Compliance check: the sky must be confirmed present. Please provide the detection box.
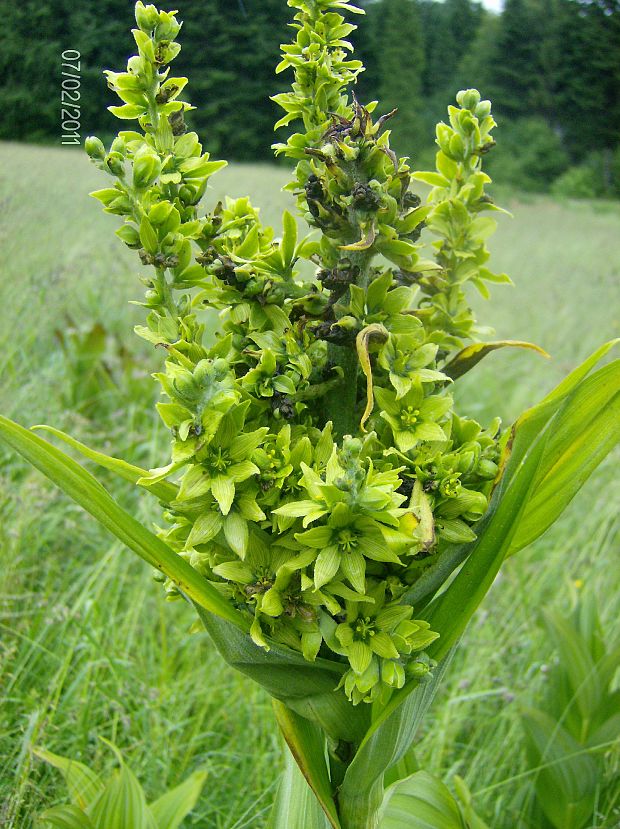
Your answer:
[481,0,504,11]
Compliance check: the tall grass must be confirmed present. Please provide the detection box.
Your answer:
[0,142,618,827]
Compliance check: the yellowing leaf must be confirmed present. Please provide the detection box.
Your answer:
[356,324,389,431]
[443,340,550,381]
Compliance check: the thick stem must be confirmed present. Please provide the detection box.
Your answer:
[323,249,373,438]
[324,342,360,438]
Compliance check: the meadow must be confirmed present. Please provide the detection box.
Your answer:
[0,140,619,827]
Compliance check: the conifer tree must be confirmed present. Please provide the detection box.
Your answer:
[374,0,426,157]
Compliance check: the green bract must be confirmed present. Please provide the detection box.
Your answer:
[1,3,618,828]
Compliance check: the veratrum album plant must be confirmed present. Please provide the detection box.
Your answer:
[1,2,618,827]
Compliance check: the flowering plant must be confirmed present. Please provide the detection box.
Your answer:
[1,2,618,827]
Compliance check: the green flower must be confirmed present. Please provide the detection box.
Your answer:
[378,334,447,398]
[273,437,407,530]
[176,403,267,515]
[322,584,439,704]
[375,383,453,453]
[295,502,402,594]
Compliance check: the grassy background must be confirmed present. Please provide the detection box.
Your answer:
[0,141,619,827]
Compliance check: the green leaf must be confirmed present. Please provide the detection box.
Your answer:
[508,359,620,554]
[520,707,599,829]
[338,653,454,829]
[0,416,248,631]
[418,342,620,660]
[193,606,368,745]
[443,340,549,380]
[149,770,207,829]
[38,805,94,829]
[272,701,341,829]
[541,610,602,723]
[89,746,156,829]
[33,748,104,812]
[33,426,178,502]
[266,740,333,829]
[380,770,466,829]
[280,210,298,268]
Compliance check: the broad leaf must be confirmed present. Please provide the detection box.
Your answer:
[89,751,157,829]
[380,770,466,829]
[0,416,247,631]
[542,610,602,724]
[338,653,454,829]
[38,805,95,829]
[413,343,620,660]
[508,359,620,554]
[149,770,207,829]
[401,342,619,611]
[194,607,368,744]
[33,748,104,813]
[443,340,549,380]
[272,701,341,829]
[521,708,599,829]
[266,741,332,829]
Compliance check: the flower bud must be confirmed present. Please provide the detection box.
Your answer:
[135,2,160,33]
[105,152,126,177]
[110,136,127,156]
[449,133,466,161]
[85,136,106,160]
[457,88,481,111]
[149,200,174,225]
[133,151,162,188]
[436,123,452,154]
[477,459,499,479]
[475,100,492,119]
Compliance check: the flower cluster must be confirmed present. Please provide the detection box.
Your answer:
[86,0,506,704]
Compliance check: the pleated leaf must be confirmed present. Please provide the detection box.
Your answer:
[38,805,94,829]
[89,760,157,829]
[272,701,341,829]
[422,343,620,662]
[508,359,620,554]
[149,770,207,829]
[33,748,104,813]
[0,416,247,631]
[520,708,599,829]
[266,741,333,829]
[380,771,465,829]
[194,606,368,744]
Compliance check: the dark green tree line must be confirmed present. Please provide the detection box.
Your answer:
[2,0,620,191]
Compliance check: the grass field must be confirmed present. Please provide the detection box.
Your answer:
[0,141,619,827]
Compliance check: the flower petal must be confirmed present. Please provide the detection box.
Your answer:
[211,476,235,515]
[340,550,366,594]
[314,546,341,590]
